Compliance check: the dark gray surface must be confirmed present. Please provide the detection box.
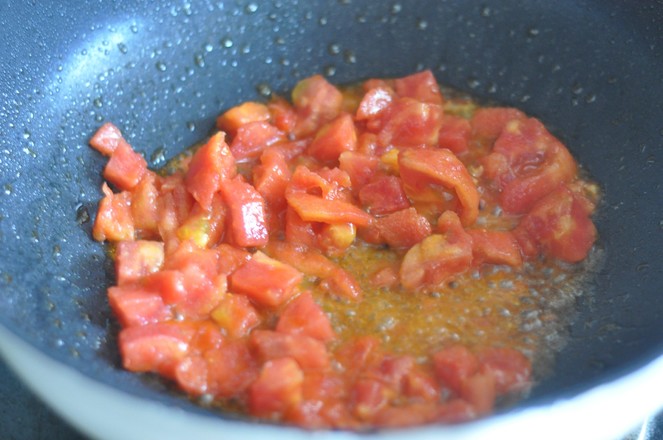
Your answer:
[0,359,86,440]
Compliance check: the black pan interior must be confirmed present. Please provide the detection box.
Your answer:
[1,0,662,422]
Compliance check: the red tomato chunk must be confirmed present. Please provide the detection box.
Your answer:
[90,69,599,431]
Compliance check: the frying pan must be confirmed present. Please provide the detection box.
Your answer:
[1,0,662,439]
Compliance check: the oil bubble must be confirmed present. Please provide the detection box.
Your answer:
[220,37,233,48]
[155,61,167,72]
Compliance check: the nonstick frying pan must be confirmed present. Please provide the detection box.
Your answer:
[1,1,663,439]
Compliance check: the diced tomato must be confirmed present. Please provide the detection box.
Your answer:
[89,122,127,156]
[108,285,171,327]
[287,192,373,228]
[175,355,210,395]
[211,293,261,338]
[470,107,526,143]
[513,184,596,262]
[355,86,395,121]
[435,399,476,424]
[369,264,400,289]
[399,147,479,226]
[229,121,285,161]
[482,117,577,214]
[439,115,471,155]
[284,207,318,248]
[176,264,225,318]
[119,322,196,378]
[93,183,134,242]
[253,147,292,221]
[285,372,350,429]
[338,151,379,194]
[376,207,431,248]
[351,378,392,421]
[268,96,299,133]
[377,98,444,147]
[131,172,160,238]
[358,175,410,216]
[400,211,473,292]
[336,336,381,375]
[229,251,302,307]
[292,74,344,137]
[393,70,443,105]
[460,370,496,415]
[432,345,479,395]
[185,132,236,210]
[250,330,330,370]
[477,347,532,395]
[216,101,271,137]
[205,338,259,398]
[402,368,440,402]
[176,193,227,248]
[115,240,164,285]
[219,175,269,247]
[144,270,187,305]
[306,113,357,163]
[216,243,251,274]
[322,266,363,301]
[103,141,148,191]
[467,229,523,267]
[158,175,195,242]
[276,291,336,342]
[249,357,304,418]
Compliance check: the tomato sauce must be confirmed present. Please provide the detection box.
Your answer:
[89,70,600,429]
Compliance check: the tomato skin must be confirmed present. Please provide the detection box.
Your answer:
[93,184,135,242]
[468,229,523,267]
[483,117,577,214]
[229,251,302,307]
[276,291,336,342]
[216,101,271,137]
[119,322,196,378]
[398,147,479,227]
[514,184,596,262]
[400,211,473,292]
[219,175,269,247]
[185,132,236,210]
[286,192,373,228]
[115,240,165,285]
[249,357,304,418]
[101,140,147,192]
[307,113,357,163]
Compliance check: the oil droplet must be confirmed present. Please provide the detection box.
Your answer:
[23,130,31,139]
[93,97,103,108]
[186,121,196,132]
[391,3,402,14]
[467,77,480,89]
[3,184,12,195]
[256,83,272,98]
[130,24,138,33]
[319,17,328,26]
[76,204,90,224]
[245,2,258,14]
[527,27,540,37]
[324,65,337,77]
[481,6,491,17]
[53,245,61,257]
[241,44,251,54]
[117,43,128,54]
[343,50,356,64]
[328,43,341,55]
[194,53,205,67]
[417,19,428,30]
[155,61,167,72]
[585,94,596,104]
[220,36,233,48]
[274,36,285,45]
[204,43,214,53]
[150,147,166,166]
